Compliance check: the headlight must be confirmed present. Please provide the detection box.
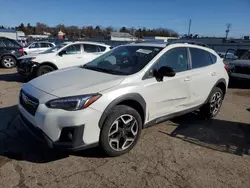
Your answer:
[46,94,101,111]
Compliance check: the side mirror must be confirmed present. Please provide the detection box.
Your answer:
[58,50,66,56]
[155,66,176,81]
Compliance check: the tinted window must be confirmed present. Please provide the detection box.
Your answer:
[98,46,106,52]
[242,51,250,60]
[0,40,5,47]
[84,44,99,53]
[3,39,20,48]
[48,43,54,47]
[157,47,188,72]
[30,43,40,48]
[64,44,81,54]
[210,53,217,63]
[190,48,213,69]
[40,43,49,48]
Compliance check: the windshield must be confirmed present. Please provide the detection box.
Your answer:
[41,43,67,54]
[82,45,163,75]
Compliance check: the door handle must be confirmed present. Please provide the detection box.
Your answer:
[211,72,216,76]
[76,57,82,59]
[184,76,192,82]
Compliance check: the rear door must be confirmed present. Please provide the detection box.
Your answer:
[83,44,105,61]
[187,48,219,107]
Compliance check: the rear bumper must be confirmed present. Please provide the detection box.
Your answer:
[19,113,98,151]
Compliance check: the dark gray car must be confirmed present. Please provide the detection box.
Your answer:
[0,37,24,68]
[227,50,250,80]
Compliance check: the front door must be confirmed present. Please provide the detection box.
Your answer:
[57,44,86,69]
[142,47,192,121]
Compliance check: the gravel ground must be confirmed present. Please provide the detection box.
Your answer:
[0,69,250,188]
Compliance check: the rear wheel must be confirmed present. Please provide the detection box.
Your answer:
[199,87,224,119]
[1,56,16,68]
[36,65,55,77]
[100,105,142,157]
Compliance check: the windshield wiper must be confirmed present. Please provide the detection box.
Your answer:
[82,65,127,75]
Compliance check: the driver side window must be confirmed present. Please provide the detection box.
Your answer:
[157,47,188,72]
[64,44,81,55]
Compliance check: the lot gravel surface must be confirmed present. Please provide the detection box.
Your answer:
[0,69,250,188]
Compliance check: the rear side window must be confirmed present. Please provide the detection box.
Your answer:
[84,44,99,53]
[40,43,49,48]
[98,45,106,52]
[210,53,217,63]
[190,48,213,69]
[3,39,20,48]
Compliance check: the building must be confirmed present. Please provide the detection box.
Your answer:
[143,36,178,42]
[0,29,26,40]
[108,32,137,41]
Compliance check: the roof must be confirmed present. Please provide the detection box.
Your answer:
[110,32,136,39]
[62,41,110,47]
[125,42,166,48]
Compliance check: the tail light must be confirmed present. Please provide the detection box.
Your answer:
[19,48,24,54]
[224,65,229,72]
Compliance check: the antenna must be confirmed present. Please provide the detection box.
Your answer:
[188,19,192,37]
[225,24,231,40]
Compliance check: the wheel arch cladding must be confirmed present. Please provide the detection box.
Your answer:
[206,78,227,103]
[40,62,58,70]
[1,54,17,60]
[98,93,146,129]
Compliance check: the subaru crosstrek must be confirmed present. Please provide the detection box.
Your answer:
[19,41,229,156]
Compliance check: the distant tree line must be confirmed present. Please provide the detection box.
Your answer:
[0,23,179,39]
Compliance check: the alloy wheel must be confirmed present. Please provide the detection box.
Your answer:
[3,58,15,68]
[108,114,138,151]
[210,91,222,115]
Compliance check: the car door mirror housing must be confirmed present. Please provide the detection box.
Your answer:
[58,50,66,56]
[155,66,176,81]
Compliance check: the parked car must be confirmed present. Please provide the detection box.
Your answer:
[226,49,250,80]
[23,41,55,55]
[0,37,24,68]
[19,41,229,156]
[17,41,112,79]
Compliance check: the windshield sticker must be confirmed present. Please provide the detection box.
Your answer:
[136,49,152,54]
[121,52,127,56]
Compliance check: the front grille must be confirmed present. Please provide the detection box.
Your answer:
[233,66,250,75]
[20,90,39,116]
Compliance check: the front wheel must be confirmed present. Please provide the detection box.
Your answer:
[100,105,142,157]
[1,56,16,68]
[36,65,55,77]
[199,87,224,119]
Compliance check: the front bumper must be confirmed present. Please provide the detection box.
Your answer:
[16,60,38,78]
[19,113,98,151]
[18,87,103,151]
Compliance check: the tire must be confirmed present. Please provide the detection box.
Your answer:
[100,105,142,157]
[1,56,16,68]
[199,87,224,119]
[36,65,55,77]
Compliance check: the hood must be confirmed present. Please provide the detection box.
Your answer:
[29,67,125,97]
[230,60,250,66]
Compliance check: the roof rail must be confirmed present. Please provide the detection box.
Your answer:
[167,40,209,48]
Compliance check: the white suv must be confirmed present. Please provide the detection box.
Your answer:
[18,41,229,156]
[17,41,111,79]
[23,41,55,55]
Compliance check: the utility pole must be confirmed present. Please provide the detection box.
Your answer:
[188,19,192,37]
[225,23,231,40]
